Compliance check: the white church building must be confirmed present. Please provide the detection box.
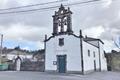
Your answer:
[44,5,107,74]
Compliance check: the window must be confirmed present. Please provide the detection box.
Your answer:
[93,51,95,57]
[59,38,64,46]
[88,50,90,57]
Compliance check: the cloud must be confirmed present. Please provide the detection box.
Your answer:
[101,0,112,8]
[103,40,114,52]
[0,0,7,8]
[83,25,104,38]
[0,24,49,42]
[0,0,119,52]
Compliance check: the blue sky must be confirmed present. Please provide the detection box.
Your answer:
[3,39,44,50]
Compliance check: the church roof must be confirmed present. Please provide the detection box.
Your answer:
[83,37,104,44]
[83,36,104,48]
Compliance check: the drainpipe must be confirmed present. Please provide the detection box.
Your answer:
[98,42,101,71]
[79,30,84,75]
[44,35,47,72]
[0,34,3,64]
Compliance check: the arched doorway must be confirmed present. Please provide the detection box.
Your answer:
[15,56,21,71]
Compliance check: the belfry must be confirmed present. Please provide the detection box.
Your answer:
[52,4,73,35]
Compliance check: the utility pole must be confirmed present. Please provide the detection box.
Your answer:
[0,34,3,64]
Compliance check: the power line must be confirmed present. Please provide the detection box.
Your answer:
[0,0,102,15]
[0,6,59,14]
[0,0,66,11]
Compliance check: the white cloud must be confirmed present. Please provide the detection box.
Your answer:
[0,0,7,8]
[22,46,30,50]
[36,41,44,49]
[0,23,48,42]
[103,40,114,52]
[0,0,119,51]
[101,0,112,8]
[83,25,104,38]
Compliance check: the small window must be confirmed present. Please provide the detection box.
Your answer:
[59,38,64,46]
[93,51,95,57]
[88,50,90,57]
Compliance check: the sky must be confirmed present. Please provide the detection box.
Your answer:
[0,0,120,52]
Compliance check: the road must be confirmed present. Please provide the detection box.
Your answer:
[0,71,120,80]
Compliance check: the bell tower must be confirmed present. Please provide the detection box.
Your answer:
[52,4,73,36]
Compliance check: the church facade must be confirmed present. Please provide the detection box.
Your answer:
[44,5,107,74]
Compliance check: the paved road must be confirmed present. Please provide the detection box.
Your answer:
[0,71,120,80]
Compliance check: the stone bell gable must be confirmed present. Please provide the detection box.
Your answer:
[52,4,73,36]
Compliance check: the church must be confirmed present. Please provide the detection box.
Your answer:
[44,5,107,74]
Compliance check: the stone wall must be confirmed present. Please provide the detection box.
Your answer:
[8,61,45,71]
[20,61,44,71]
[106,51,120,71]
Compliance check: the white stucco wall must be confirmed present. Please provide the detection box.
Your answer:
[82,41,100,72]
[45,34,107,73]
[99,42,107,71]
[45,34,81,72]
[6,54,32,60]
[5,50,33,61]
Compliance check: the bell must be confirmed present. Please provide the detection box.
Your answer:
[65,22,67,25]
[59,23,61,26]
